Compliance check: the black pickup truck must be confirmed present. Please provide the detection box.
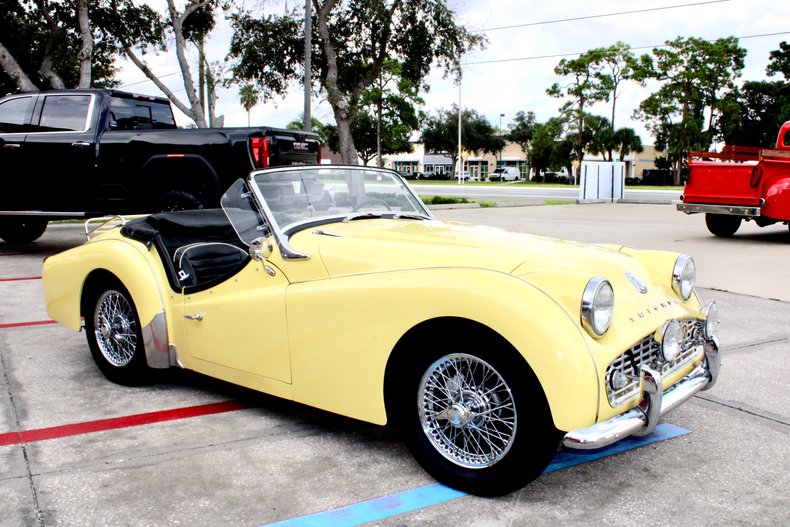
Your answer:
[0,89,321,243]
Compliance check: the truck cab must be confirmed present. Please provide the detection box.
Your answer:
[677,121,790,237]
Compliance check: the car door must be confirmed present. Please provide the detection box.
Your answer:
[0,94,35,210]
[179,259,292,383]
[23,93,97,211]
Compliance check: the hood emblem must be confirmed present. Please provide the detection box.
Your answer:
[626,272,648,294]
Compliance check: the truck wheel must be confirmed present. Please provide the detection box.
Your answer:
[705,214,741,237]
[0,217,48,244]
[156,190,205,212]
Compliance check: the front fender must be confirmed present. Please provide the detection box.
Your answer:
[43,236,168,332]
[286,267,598,431]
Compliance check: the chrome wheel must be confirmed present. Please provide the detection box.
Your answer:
[418,353,517,468]
[93,290,138,367]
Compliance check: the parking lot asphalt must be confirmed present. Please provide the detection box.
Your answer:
[1,204,788,527]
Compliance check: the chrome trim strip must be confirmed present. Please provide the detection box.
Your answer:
[141,311,170,369]
[563,337,719,450]
[676,203,761,216]
[0,211,88,217]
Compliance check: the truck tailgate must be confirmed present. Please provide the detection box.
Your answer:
[683,161,762,206]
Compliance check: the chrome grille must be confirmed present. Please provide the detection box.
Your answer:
[605,319,704,407]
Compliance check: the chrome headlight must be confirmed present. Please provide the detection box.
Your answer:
[672,255,696,301]
[655,319,682,362]
[581,277,615,337]
[701,301,720,340]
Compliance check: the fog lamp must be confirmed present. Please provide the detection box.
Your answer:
[702,301,720,340]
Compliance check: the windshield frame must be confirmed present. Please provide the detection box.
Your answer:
[244,165,434,260]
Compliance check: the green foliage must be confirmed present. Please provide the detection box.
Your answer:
[287,116,334,146]
[529,117,568,174]
[422,195,471,205]
[508,111,536,159]
[421,106,499,173]
[227,0,484,162]
[767,41,790,80]
[633,36,746,182]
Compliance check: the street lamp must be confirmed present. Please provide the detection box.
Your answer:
[498,113,505,169]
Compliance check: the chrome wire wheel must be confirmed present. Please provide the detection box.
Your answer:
[93,290,138,367]
[418,353,517,468]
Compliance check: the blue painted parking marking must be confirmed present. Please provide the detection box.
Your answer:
[263,423,690,527]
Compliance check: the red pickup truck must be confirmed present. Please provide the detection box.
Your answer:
[677,121,790,237]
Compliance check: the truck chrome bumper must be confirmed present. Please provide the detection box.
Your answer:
[562,338,720,450]
[676,203,762,216]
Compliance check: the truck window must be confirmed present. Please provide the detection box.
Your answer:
[0,96,34,133]
[109,98,176,130]
[36,95,92,132]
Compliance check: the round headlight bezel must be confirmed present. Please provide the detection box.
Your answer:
[655,319,682,362]
[672,255,696,301]
[581,277,615,338]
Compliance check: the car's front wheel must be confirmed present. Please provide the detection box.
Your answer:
[84,282,149,385]
[396,344,560,496]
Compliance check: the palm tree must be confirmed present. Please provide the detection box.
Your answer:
[239,84,260,127]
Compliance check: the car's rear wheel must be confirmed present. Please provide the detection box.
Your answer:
[395,342,560,496]
[705,213,741,237]
[0,217,48,244]
[84,281,148,385]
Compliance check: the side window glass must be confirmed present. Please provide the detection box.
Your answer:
[0,96,33,133]
[109,99,153,130]
[38,95,91,132]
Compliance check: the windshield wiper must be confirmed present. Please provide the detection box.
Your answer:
[343,212,383,222]
[393,213,429,221]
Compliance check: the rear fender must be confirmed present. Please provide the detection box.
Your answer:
[43,238,168,333]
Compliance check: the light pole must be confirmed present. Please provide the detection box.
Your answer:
[498,113,505,170]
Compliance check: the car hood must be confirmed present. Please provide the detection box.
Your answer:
[302,219,625,278]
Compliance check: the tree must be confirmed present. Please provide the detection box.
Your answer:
[584,115,615,161]
[547,50,610,170]
[0,0,137,93]
[634,36,746,183]
[528,117,565,175]
[239,83,260,127]
[508,111,536,168]
[767,41,790,79]
[421,106,499,175]
[612,127,643,159]
[718,43,790,147]
[228,0,484,164]
[591,42,647,159]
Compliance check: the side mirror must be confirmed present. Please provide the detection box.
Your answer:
[249,237,272,261]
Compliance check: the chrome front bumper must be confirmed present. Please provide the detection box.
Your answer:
[563,337,720,450]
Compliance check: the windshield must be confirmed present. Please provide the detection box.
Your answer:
[250,166,431,232]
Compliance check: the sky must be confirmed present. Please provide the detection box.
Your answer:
[116,0,790,145]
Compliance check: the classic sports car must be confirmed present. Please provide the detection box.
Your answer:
[43,166,720,496]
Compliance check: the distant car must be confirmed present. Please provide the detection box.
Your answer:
[489,167,520,181]
[43,165,720,497]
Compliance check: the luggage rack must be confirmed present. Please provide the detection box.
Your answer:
[84,215,145,240]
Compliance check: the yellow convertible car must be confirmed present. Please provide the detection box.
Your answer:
[43,166,720,496]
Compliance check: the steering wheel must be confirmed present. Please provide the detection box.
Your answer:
[352,198,392,212]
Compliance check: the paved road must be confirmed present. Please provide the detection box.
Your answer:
[413,183,681,203]
[1,204,787,527]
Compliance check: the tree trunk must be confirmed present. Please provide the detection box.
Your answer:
[167,0,208,128]
[0,41,37,91]
[76,0,92,88]
[315,0,358,163]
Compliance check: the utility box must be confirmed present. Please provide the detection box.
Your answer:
[579,161,625,202]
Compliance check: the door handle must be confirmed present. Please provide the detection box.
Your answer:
[71,141,91,147]
[184,313,204,321]
[3,143,21,149]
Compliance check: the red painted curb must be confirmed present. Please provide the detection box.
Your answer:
[0,400,249,446]
[0,320,58,330]
[0,276,42,282]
